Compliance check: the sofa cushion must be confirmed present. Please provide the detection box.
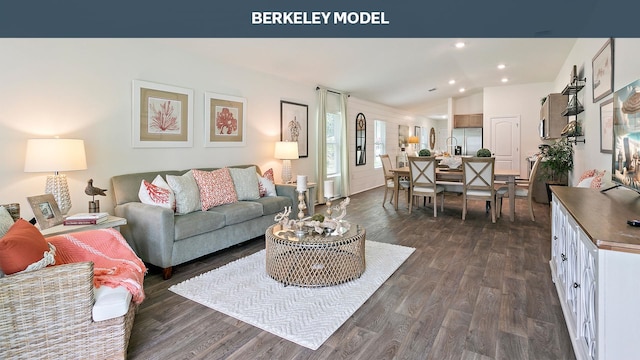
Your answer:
[138,175,175,210]
[229,166,260,201]
[92,285,132,322]
[167,170,202,215]
[251,196,292,216]
[174,211,226,241]
[192,168,238,210]
[0,219,53,275]
[207,201,263,226]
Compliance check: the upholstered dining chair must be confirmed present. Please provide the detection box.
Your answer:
[496,154,541,221]
[408,156,445,216]
[380,154,409,207]
[462,157,496,223]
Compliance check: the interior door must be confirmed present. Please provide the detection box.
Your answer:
[490,116,521,174]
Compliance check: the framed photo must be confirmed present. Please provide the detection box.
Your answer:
[280,101,308,158]
[600,98,614,153]
[27,194,63,230]
[204,92,247,147]
[398,125,409,147]
[132,80,193,148]
[592,38,614,103]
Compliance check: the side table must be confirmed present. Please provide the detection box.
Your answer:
[40,215,127,237]
[277,182,317,216]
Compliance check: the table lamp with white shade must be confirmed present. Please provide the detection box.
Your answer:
[274,141,298,183]
[24,138,87,215]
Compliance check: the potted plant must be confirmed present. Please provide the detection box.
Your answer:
[476,148,492,157]
[418,149,431,157]
[541,137,574,201]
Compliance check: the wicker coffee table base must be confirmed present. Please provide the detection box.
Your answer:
[265,225,366,287]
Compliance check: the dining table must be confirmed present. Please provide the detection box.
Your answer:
[389,166,521,221]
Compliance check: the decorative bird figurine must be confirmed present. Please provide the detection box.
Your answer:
[85,179,107,201]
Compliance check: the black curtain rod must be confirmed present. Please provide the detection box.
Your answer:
[315,86,350,97]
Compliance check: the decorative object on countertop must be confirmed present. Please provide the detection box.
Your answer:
[85,179,107,213]
[24,138,88,215]
[274,197,351,237]
[476,148,492,157]
[418,149,431,157]
[274,141,299,183]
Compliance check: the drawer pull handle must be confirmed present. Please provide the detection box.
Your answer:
[573,282,580,288]
[553,236,558,240]
[561,254,567,261]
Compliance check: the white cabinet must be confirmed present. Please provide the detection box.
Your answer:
[550,192,640,360]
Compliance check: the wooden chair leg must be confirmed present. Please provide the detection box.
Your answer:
[462,195,467,220]
[491,198,496,223]
[382,186,388,206]
[433,195,437,217]
[408,190,413,214]
[528,198,535,221]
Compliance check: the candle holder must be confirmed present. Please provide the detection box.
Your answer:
[325,197,333,219]
[296,190,307,237]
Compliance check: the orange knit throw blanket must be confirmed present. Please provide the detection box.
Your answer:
[48,228,146,304]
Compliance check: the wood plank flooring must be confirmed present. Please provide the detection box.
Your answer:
[127,187,575,360]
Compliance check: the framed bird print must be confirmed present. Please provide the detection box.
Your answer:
[204,91,247,147]
[132,80,194,148]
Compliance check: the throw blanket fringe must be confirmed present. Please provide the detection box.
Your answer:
[48,228,146,304]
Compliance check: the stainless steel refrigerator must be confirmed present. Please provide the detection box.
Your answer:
[451,128,483,156]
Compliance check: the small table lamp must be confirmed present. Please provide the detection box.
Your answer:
[274,141,299,183]
[24,138,87,215]
[408,136,420,156]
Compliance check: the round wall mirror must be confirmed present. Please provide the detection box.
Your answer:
[356,113,366,166]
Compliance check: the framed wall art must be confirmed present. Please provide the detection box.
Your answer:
[132,80,193,148]
[600,98,614,153]
[204,92,247,147]
[398,125,409,147]
[27,194,63,230]
[592,38,614,103]
[280,101,308,158]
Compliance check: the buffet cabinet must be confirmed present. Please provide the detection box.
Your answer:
[550,187,640,360]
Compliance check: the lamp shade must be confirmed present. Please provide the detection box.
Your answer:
[408,136,420,144]
[274,141,299,160]
[24,139,87,173]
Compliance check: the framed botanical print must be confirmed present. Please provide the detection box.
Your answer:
[592,38,614,103]
[280,101,308,158]
[204,92,247,147]
[132,80,193,148]
[27,194,63,230]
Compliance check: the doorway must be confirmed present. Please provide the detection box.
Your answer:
[490,116,521,174]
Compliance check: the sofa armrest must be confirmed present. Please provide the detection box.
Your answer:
[275,184,315,216]
[114,202,176,268]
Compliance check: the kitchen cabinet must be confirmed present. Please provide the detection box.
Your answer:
[453,113,482,128]
[540,93,568,139]
[550,186,640,360]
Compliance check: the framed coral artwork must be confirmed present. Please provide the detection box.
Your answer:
[132,80,194,148]
[204,92,247,147]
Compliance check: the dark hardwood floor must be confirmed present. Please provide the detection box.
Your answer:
[127,187,575,360]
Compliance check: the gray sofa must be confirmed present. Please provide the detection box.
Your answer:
[111,165,301,279]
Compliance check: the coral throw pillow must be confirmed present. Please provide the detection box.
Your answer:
[192,168,238,210]
[138,175,176,211]
[578,169,597,184]
[263,168,275,182]
[258,168,276,197]
[0,219,51,275]
[591,170,606,189]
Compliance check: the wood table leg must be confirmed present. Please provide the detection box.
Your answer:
[508,176,515,221]
[394,172,400,210]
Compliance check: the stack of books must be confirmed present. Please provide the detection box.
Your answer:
[63,212,110,225]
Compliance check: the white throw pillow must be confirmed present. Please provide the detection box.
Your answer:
[166,170,202,215]
[138,175,176,210]
[576,177,594,188]
[257,175,277,197]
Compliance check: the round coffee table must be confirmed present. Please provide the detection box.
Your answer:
[265,223,366,287]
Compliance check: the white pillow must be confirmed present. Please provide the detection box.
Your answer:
[138,175,176,210]
[576,177,594,188]
[166,170,202,215]
[258,176,277,197]
[0,206,14,237]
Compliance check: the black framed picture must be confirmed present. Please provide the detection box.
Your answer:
[280,101,308,158]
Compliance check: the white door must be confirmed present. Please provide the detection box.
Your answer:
[490,116,520,174]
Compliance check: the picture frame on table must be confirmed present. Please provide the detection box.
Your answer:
[132,80,193,148]
[204,92,247,147]
[592,38,614,103]
[280,101,308,158]
[600,98,614,153]
[27,194,63,230]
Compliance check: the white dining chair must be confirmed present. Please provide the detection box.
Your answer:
[380,154,409,207]
[462,157,496,223]
[408,156,445,216]
[496,154,541,221]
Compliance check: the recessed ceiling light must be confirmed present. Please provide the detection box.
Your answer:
[497,64,506,70]
[501,78,509,83]
[455,42,465,49]
[449,79,456,85]
[459,87,466,93]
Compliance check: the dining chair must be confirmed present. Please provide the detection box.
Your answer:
[496,154,541,221]
[462,157,496,223]
[380,154,409,207]
[408,156,445,216]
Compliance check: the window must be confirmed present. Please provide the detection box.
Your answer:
[326,112,341,176]
[374,120,386,168]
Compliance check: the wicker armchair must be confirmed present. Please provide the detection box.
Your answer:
[0,261,136,359]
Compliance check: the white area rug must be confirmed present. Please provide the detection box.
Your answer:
[169,240,415,350]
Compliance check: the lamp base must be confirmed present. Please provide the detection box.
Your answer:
[45,174,71,215]
[281,159,292,184]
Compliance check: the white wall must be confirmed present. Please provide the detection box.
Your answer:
[0,39,317,219]
[453,92,484,114]
[484,82,555,177]
[551,38,640,185]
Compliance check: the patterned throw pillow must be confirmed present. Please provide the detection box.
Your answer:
[229,166,260,201]
[0,219,54,275]
[192,168,238,210]
[138,175,176,210]
[258,168,276,197]
[578,169,597,183]
[167,170,202,215]
[263,168,274,182]
[591,170,606,189]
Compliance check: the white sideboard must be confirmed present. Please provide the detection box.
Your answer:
[550,186,640,360]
